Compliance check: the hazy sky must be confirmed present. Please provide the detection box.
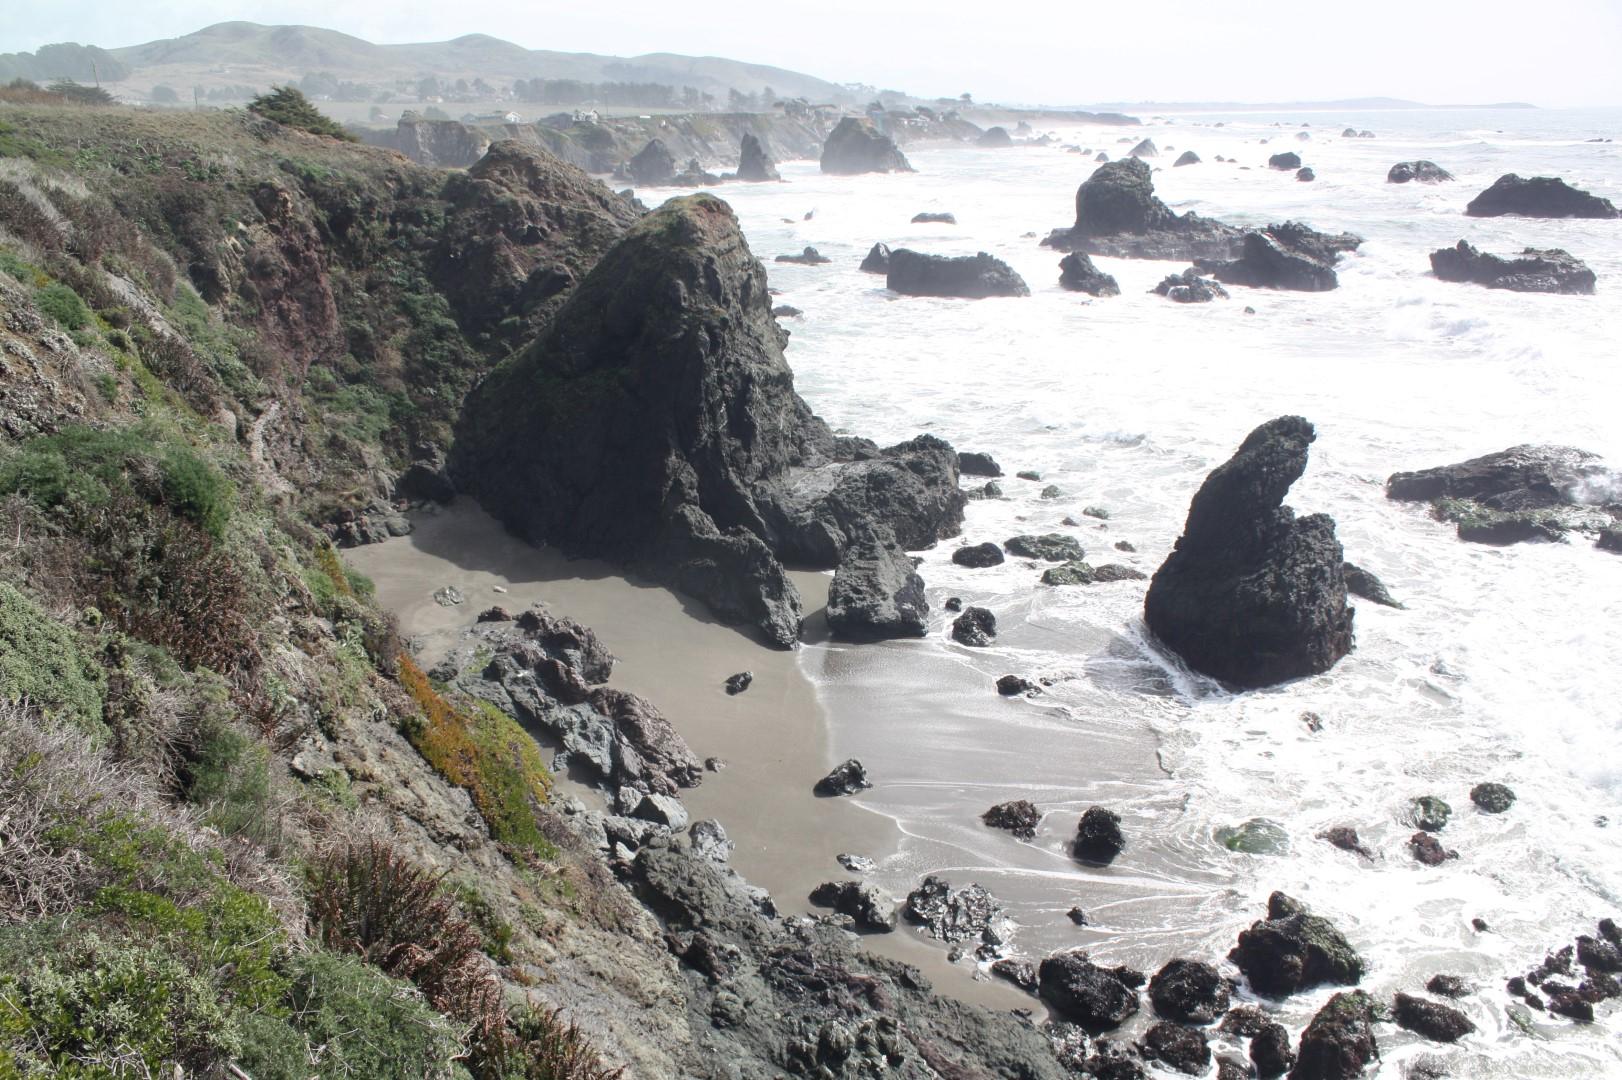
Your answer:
[6,0,1621,107]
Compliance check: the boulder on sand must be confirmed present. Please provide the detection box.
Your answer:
[1387,160,1453,184]
[1228,891,1365,997]
[452,196,965,648]
[886,249,1030,298]
[1059,252,1121,296]
[815,758,871,796]
[1430,241,1596,295]
[825,530,929,641]
[1042,157,1243,260]
[736,132,780,181]
[983,799,1042,839]
[950,606,997,646]
[1073,805,1126,865]
[628,138,677,185]
[1144,416,1354,688]
[821,116,914,175]
[1465,173,1619,218]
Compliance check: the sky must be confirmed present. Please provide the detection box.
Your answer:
[5,0,1621,108]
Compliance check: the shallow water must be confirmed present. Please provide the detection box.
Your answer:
[662,107,1622,1074]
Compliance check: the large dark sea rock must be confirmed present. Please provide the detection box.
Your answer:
[736,132,780,181]
[1150,958,1231,1024]
[826,530,929,641]
[1290,991,1378,1080]
[628,138,677,185]
[452,195,963,647]
[1465,174,1619,218]
[978,126,1014,148]
[1144,417,1354,688]
[1430,241,1596,294]
[1042,157,1242,260]
[821,117,914,175]
[1388,160,1453,184]
[1229,892,1365,998]
[859,242,891,273]
[1199,222,1362,292]
[886,249,1030,298]
[1039,952,1141,1030]
[1386,444,1616,545]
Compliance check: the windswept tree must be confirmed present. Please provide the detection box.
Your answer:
[247,86,356,141]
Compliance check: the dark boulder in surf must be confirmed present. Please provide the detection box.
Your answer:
[1430,241,1596,294]
[1153,269,1228,303]
[1145,416,1354,687]
[1073,806,1126,865]
[1043,157,1242,260]
[859,242,892,273]
[1039,951,1141,1030]
[1393,993,1475,1042]
[1059,252,1121,296]
[950,606,997,647]
[1290,992,1378,1080]
[1268,151,1302,170]
[821,116,914,175]
[886,249,1030,298]
[1229,891,1365,997]
[1388,160,1454,184]
[1150,958,1231,1024]
[1465,174,1619,218]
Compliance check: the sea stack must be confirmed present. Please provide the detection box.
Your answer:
[820,117,914,175]
[736,132,780,181]
[451,194,964,647]
[1144,416,1353,687]
[628,138,676,185]
[1043,157,1242,260]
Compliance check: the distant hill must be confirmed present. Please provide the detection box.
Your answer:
[85,22,849,103]
[1088,96,1537,111]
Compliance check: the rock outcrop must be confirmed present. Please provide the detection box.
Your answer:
[1228,892,1365,997]
[903,876,1002,943]
[628,138,677,185]
[886,249,1030,298]
[1042,158,1242,260]
[978,126,1013,148]
[1073,806,1126,864]
[1430,241,1596,294]
[821,117,914,175]
[735,132,780,181]
[1388,161,1453,184]
[825,531,929,641]
[1465,174,1619,218]
[809,880,897,932]
[452,195,964,647]
[1144,416,1354,688]
[1058,252,1121,296]
[1385,445,1617,546]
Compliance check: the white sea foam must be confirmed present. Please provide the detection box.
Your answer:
[666,105,1622,1075]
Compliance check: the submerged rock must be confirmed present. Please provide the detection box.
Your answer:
[1006,533,1085,561]
[1291,991,1378,1080]
[1039,952,1141,1030]
[950,606,997,646]
[1228,891,1365,997]
[1145,416,1354,688]
[1043,157,1242,260]
[736,132,780,182]
[1150,959,1231,1024]
[825,531,929,641]
[821,117,914,175]
[1470,781,1516,813]
[1153,269,1228,303]
[1393,992,1475,1042]
[1430,241,1596,294]
[1388,160,1454,184]
[1073,806,1126,865]
[1217,818,1290,855]
[859,242,891,274]
[886,249,1030,298]
[1465,174,1619,218]
[984,799,1042,838]
[1058,252,1121,296]
[776,246,831,265]
[1343,563,1403,608]
[815,758,872,796]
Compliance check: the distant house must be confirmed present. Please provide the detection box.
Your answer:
[502,111,522,124]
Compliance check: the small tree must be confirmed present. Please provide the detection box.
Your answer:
[46,79,114,105]
[247,86,355,140]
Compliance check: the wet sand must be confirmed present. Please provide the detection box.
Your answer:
[343,500,1024,1007]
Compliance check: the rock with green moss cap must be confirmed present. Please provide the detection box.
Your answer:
[1290,991,1378,1079]
[1229,891,1364,997]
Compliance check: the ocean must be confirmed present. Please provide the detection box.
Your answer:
[673,107,1622,1075]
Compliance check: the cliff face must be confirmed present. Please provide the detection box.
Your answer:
[452,195,963,646]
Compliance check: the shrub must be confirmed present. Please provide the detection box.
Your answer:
[508,1003,626,1080]
[32,281,91,331]
[237,950,464,1080]
[249,87,356,141]
[0,581,105,732]
[398,655,553,855]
